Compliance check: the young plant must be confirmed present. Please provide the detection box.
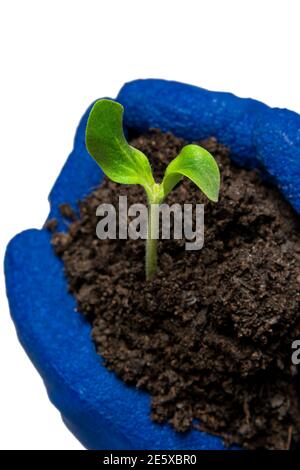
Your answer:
[85,99,220,280]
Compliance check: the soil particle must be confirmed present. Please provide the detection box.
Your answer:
[44,218,58,232]
[59,203,77,221]
[50,129,300,449]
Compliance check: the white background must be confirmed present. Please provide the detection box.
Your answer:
[0,0,299,450]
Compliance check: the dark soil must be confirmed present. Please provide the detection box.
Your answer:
[50,130,300,450]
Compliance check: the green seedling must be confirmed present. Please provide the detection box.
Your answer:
[85,99,220,280]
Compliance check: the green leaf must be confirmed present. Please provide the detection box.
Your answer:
[85,99,155,191]
[162,144,220,202]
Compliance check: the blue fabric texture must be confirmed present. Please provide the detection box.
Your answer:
[4,79,300,450]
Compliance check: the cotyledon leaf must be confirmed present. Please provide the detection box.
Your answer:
[85,99,155,191]
[162,144,220,202]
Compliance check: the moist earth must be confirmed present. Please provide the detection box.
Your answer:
[49,130,300,449]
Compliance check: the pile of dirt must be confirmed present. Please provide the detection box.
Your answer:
[49,129,300,449]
